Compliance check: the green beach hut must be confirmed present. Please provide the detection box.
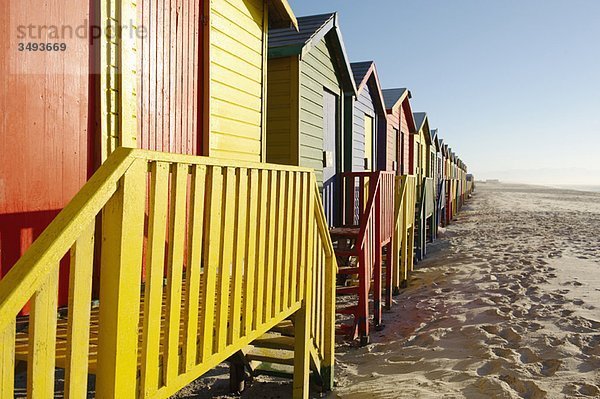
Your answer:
[266,13,357,224]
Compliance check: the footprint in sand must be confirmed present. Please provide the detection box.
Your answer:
[499,327,522,343]
[499,374,547,399]
[564,382,600,397]
[518,348,540,364]
[539,358,562,376]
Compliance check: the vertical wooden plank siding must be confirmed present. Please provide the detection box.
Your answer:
[27,269,59,397]
[266,57,300,165]
[210,0,266,161]
[138,0,203,154]
[386,109,401,175]
[140,162,170,395]
[299,39,343,186]
[0,0,92,312]
[64,223,95,398]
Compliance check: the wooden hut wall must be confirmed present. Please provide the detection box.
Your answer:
[267,37,344,186]
[400,102,413,175]
[138,0,270,161]
[209,0,268,162]
[352,83,377,171]
[138,0,205,155]
[385,107,400,174]
[298,39,343,186]
[0,1,95,310]
[378,114,395,171]
[266,56,300,166]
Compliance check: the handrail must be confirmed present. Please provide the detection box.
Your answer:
[0,148,335,398]
[390,175,417,292]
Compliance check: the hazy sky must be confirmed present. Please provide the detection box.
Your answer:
[288,0,600,184]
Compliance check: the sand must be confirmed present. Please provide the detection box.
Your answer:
[175,182,600,398]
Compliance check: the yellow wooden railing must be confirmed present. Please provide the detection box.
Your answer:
[390,175,417,294]
[0,148,336,399]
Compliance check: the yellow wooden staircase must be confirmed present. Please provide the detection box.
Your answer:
[0,148,336,398]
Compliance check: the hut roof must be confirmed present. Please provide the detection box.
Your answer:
[413,112,432,145]
[382,88,416,133]
[269,0,298,29]
[269,13,356,95]
[350,61,386,116]
[382,88,409,110]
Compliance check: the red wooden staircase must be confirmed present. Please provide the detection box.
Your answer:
[330,172,395,345]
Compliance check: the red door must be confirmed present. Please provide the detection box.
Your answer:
[0,1,97,312]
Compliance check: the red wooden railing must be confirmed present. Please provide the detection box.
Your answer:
[338,171,395,343]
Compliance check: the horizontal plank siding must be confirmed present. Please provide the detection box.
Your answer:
[299,39,342,186]
[352,84,376,172]
[210,0,265,162]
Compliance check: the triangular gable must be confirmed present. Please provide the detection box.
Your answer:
[269,13,357,95]
[382,88,416,133]
[350,61,386,117]
[413,112,432,145]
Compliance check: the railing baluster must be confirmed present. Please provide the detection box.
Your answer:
[97,158,146,398]
[263,170,277,321]
[229,168,247,343]
[253,170,268,328]
[216,167,235,352]
[64,222,95,398]
[289,173,301,307]
[0,319,15,398]
[163,163,188,384]
[282,172,294,311]
[27,267,59,397]
[183,164,206,370]
[273,171,285,315]
[199,166,222,361]
[244,169,259,335]
[140,161,170,395]
[297,173,308,303]
[293,173,315,398]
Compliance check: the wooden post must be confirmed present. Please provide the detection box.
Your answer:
[96,159,146,398]
[373,188,382,328]
[293,174,315,399]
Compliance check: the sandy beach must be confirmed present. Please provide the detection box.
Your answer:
[176,182,600,398]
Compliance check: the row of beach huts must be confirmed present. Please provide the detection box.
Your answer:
[0,1,472,398]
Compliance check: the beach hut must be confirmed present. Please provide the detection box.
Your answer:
[0,2,340,397]
[348,61,387,173]
[412,113,435,260]
[0,0,296,311]
[382,89,417,176]
[266,12,357,225]
[432,134,444,231]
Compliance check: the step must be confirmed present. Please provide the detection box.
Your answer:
[336,305,358,315]
[251,335,295,351]
[270,320,295,337]
[336,286,359,296]
[330,227,360,238]
[337,266,360,275]
[247,349,295,366]
[252,364,294,380]
[335,249,359,258]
